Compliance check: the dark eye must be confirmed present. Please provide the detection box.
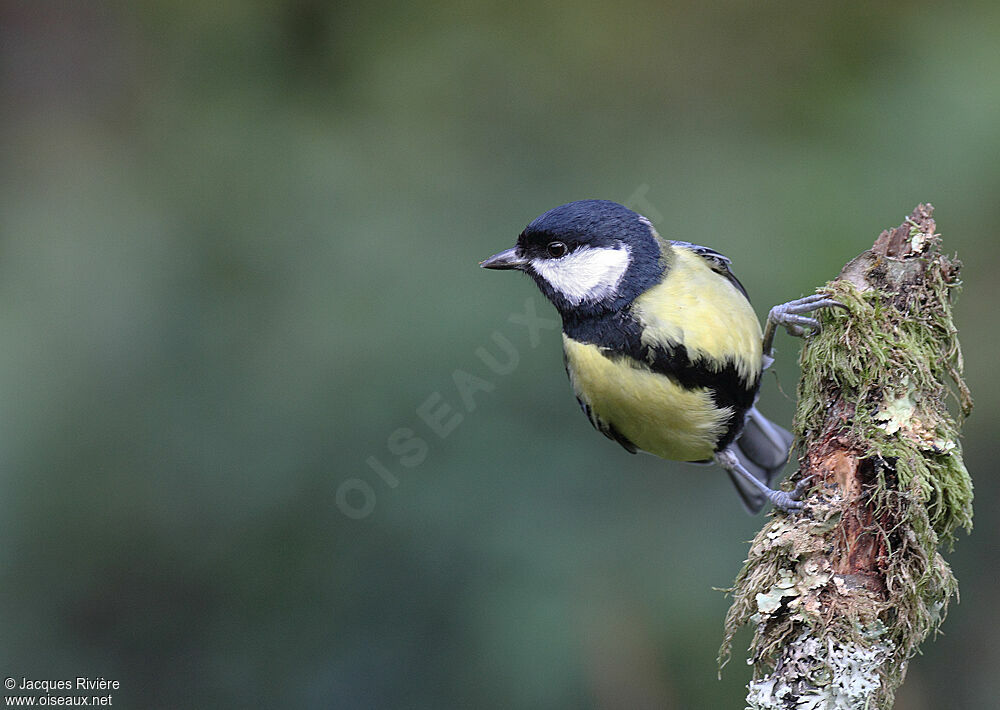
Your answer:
[547,241,567,258]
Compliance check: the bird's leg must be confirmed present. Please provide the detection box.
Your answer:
[714,448,809,514]
[762,293,847,359]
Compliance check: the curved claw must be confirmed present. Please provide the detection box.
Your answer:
[790,474,814,501]
[777,314,822,335]
[784,294,847,311]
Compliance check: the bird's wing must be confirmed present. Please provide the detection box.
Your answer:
[670,241,750,301]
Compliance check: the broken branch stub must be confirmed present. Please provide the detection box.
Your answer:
[721,204,973,710]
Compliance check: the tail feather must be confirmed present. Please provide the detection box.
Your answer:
[727,407,795,513]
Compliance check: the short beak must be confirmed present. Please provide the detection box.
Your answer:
[480,246,528,271]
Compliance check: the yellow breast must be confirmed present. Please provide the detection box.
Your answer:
[563,335,730,461]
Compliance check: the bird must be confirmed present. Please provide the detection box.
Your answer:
[480,199,841,513]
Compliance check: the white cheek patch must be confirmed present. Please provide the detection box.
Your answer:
[531,245,631,305]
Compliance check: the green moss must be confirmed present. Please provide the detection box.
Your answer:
[795,261,973,543]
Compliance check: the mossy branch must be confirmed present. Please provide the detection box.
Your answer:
[720,204,973,709]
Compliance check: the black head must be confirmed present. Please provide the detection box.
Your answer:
[481,200,665,318]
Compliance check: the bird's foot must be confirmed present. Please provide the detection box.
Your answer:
[766,488,803,513]
[768,474,814,514]
[767,294,846,338]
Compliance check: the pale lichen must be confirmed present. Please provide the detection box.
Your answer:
[746,630,894,710]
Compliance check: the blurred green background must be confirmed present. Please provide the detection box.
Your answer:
[1,2,998,708]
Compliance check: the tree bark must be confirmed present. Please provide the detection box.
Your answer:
[720,204,973,709]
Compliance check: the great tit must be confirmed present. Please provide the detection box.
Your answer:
[481,200,840,513]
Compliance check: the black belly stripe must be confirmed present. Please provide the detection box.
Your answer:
[563,309,760,451]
